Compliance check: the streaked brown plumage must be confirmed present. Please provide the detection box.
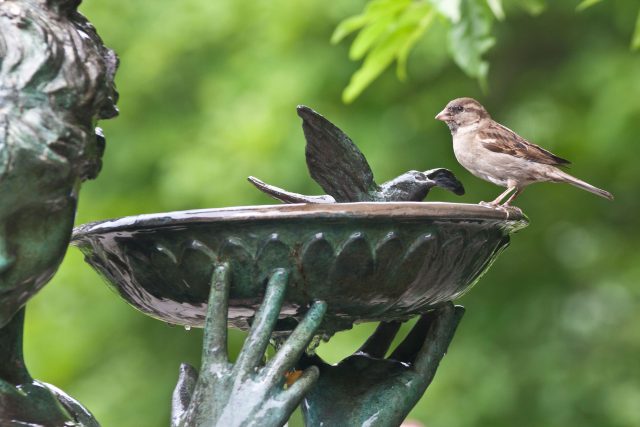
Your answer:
[435,97,613,206]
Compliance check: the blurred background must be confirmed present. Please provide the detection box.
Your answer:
[23,1,639,426]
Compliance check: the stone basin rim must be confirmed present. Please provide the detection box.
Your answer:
[72,202,528,241]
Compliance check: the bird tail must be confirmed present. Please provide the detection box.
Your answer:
[549,170,613,200]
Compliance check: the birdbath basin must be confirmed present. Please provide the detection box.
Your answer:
[71,202,527,335]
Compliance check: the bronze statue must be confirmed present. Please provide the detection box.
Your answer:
[0,0,118,424]
[249,106,464,204]
[0,1,527,425]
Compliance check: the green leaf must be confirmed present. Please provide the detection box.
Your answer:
[397,7,436,80]
[486,0,505,20]
[344,0,412,60]
[331,14,369,44]
[343,24,416,103]
[363,0,413,18]
[576,0,603,12]
[448,0,496,87]
[333,0,412,48]
[348,15,396,60]
[429,0,462,23]
[633,9,640,50]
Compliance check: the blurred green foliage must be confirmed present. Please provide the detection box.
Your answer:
[335,0,640,102]
[21,0,640,426]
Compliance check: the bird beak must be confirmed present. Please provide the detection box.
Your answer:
[435,109,451,121]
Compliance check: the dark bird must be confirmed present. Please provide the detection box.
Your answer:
[249,106,464,203]
[435,97,613,206]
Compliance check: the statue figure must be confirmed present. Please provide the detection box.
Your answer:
[0,0,118,424]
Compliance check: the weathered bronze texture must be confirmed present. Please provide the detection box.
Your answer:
[0,0,118,424]
[0,0,118,327]
[300,304,464,427]
[72,202,527,335]
[171,265,326,427]
[0,308,100,426]
[168,262,467,427]
[249,106,465,204]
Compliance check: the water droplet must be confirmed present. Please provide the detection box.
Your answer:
[184,325,191,331]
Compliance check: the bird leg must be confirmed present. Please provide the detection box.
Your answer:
[480,187,515,207]
[502,189,523,206]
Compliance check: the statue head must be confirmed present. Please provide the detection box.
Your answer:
[0,0,118,326]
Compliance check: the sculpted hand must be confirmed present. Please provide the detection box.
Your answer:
[300,303,464,427]
[171,264,326,427]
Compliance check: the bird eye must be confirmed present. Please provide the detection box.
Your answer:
[448,105,464,113]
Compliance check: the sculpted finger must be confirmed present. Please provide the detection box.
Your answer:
[202,263,231,368]
[264,301,327,384]
[389,310,436,363]
[233,268,289,376]
[171,363,198,427]
[413,304,465,378]
[279,366,320,414]
[356,321,401,358]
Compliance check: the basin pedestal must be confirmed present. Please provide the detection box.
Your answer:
[72,202,526,426]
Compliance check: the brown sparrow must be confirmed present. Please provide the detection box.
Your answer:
[435,97,613,206]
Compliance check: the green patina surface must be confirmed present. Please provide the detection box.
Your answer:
[0,0,117,424]
[71,202,524,336]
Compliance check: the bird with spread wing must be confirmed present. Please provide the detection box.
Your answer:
[249,106,464,203]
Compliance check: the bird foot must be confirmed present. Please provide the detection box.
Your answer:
[479,201,522,219]
[479,201,499,208]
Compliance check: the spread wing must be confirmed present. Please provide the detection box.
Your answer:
[478,122,570,166]
[297,106,378,202]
